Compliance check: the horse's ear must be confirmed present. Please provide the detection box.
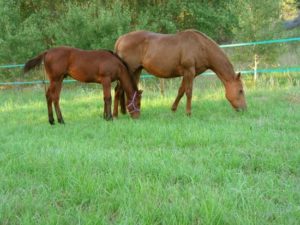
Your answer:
[138,90,143,95]
[236,72,241,80]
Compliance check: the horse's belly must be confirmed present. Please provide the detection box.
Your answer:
[143,58,180,78]
[68,69,98,83]
[143,67,179,78]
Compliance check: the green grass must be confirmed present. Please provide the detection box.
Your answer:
[0,76,300,225]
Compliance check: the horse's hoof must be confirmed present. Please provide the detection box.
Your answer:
[105,115,113,121]
[186,112,192,116]
[49,120,55,125]
[58,119,65,124]
[171,107,177,112]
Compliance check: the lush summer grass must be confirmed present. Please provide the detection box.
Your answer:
[0,76,300,225]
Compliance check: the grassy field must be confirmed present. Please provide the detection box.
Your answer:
[0,76,300,225]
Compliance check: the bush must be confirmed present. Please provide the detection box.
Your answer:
[1,0,299,83]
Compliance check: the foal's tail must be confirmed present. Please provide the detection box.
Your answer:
[23,51,47,73]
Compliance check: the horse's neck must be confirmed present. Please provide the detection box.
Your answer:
[119,69,137,97]
[210,56,236,84]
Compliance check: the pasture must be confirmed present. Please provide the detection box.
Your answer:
[0,75,300,225]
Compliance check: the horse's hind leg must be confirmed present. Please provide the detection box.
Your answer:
[46,80,64,124]
[171,78,185,112]
[46,86,55,125]
[52,80,64,124]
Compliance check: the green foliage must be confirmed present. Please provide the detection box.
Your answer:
[133,0,239,42]
[228,0,282,64]
[0,0,299,81]
[51,3,132,50]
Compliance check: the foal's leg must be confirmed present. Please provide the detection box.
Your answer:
[171,78,185,112]
[46,85,55,125]
[52,80,64,124]
[47,80,64,124]
[102,79,113,121]
[119,88,126,114]
[113,82,121,118]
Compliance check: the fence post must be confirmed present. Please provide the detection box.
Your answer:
[254,54,259,81]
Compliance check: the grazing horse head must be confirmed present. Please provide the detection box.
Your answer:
[224,73,247,111]
[127,90,143,119]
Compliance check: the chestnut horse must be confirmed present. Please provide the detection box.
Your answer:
[114,29,247,116]
[24,46,142,125]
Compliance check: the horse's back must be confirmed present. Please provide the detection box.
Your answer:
[115,30,215,77]
[44,47,123,82]
[69,49,123,82]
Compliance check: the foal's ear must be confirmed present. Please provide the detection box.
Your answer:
[236,72,241,80]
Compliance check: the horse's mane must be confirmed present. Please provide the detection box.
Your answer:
[101,49,129,70]
[182,29,236,77]
[109,50,130,71]
[105,50,138,90]
[182,29,219,46]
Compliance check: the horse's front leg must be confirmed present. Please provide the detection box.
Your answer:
[52,80,65,124]
[171,78,185,112]
[119,68,142,115]
[102,79,113,121]
[183,68,195,116]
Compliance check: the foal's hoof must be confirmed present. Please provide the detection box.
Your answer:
[104,115,113,121]
[120,107,127,115]
[186,112,192,117]
[112,112,118,118]
[171,103,178,112]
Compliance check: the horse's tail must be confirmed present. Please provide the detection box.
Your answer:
[23,51,47,74]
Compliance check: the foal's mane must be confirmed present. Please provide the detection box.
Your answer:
[105,50,138,90]
[107,50,130,71]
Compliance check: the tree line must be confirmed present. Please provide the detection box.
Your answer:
[0,0,299,66]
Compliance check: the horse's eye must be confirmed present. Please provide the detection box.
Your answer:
[239,90,243,95]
